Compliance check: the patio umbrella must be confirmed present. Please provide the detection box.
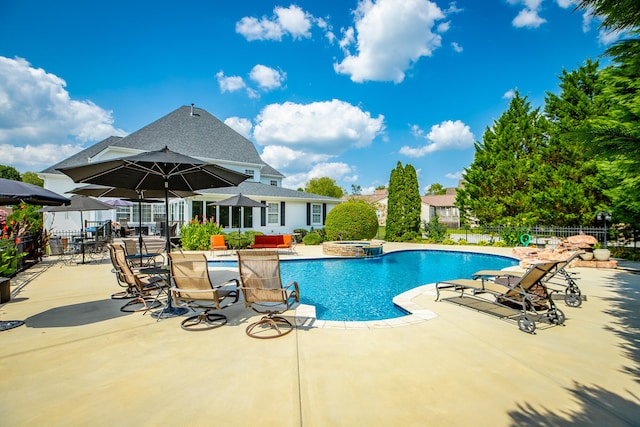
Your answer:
[0,179,69,332]
[0,178,70,206]
[70,184,197,264]
[42,195,115,264]
[59,146,249,254]
[105,199,133,207]
[209,194,267,248]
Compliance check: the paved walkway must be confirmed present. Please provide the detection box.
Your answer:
[1,243,639,426]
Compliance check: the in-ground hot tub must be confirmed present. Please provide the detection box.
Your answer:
[322,241,384,257]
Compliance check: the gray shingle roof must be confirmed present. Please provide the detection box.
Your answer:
[41,105,265,173]
[198,181,342,202]
[260,162,285,178]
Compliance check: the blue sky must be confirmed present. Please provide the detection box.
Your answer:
[0,0,618,194]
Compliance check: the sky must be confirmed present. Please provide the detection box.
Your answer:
[0,0,620,194]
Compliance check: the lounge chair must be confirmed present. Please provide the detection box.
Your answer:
[168,253,239,331]
[107,243,137,300]
[436,261,565,333]
[472,251,584,307]
[236,250,300,339]
[112,243,165,313]
[210,234,228,256]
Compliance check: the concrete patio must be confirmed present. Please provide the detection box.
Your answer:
[1,243,639,426]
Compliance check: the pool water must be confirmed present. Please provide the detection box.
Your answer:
[210,250,518,321]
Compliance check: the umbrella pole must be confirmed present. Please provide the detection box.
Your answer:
[138,199,143,267]
[80,211,86,264]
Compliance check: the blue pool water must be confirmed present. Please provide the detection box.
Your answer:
[210,250,517,321]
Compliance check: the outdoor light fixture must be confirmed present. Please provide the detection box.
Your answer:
[596,211,612,248]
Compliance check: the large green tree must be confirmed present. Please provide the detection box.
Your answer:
[304,177,344,198]
[538,59,610,225]
[0,165,21,181]
[576,0,640,32]
[457,92,550,225]
[385,161,421,241]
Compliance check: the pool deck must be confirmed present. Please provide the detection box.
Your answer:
[1,243,639,426]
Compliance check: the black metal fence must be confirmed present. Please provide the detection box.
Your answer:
[448,225,639,248]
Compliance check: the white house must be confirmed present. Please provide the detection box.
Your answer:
[39,105,342,236]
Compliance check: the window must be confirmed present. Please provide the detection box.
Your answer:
[311,204,322,224]
[116,206,130,222]
[267,202,279,225]
[270,180,278,187]
[245,169,255,180]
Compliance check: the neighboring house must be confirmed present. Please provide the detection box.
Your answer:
[421,187,461,228]
[344,189,388,225]
[39,105,342,235]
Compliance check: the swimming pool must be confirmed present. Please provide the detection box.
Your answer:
[210,249,518,322]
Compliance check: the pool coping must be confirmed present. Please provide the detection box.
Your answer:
[293,283,440,330]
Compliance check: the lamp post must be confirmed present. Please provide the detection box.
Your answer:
[596,211,612,248]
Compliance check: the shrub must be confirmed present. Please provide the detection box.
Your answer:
[492,240,507,247]
[441,238,457,245]
[477,240,489,246]
[303,232,323,245]
[324,202,378,241]
[422,216,448,242]
[457,239,468,245]
[180,217,223,250]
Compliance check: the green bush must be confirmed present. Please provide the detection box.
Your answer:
[422,216,448,242]
[492,240,507,247]
[303,232,323,245]
[457,239,468,245]
[477,240,489,246]
[324,202,378,241]
[180,219,223,250]
[441,238,456,245]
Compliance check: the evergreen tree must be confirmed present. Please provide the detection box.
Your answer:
[538,59,610,225]
[386,161,421,241]
[0,165,21,181]
[457,91,549,225]
[385,162,404,241]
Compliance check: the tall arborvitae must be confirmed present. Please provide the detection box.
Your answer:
[403,163,422,238]
[386,161,421,241]
[385,161,404,241]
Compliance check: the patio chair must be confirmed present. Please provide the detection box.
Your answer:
[120,220,134,237]
[236,250,300,339]
[122,238,163,267]
[168,253,239,331]
[436,261,565,334]
[112,243,165,313]
[107,243,136,300]
[471,251,585,307]
[210,234,228,256]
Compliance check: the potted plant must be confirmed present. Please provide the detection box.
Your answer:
[592,243,611,261]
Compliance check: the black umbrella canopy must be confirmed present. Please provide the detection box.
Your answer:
[208,193,267,208]
[42,195,115,212]
[0,178,70,206]
[58,146,250,192]
[69,184,196,199]
[58,146,250,255]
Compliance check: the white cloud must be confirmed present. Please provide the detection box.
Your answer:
[253,99,385,153]
[508,0,547,29]
[556,0,575,8]
[438,21,451,33]
[215,71,246,93]
[445,171,463,180]
[400,119,474,157]
[503,89,516,99]
[260,145,333,170]
[334,0,445,83]
[236,5,314,41]
[451,42,463,53]
[598,28,623,45]
[282,162,355,190]
[0,56,126,172]
[249,64,286,90]
[223,117,253,139]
